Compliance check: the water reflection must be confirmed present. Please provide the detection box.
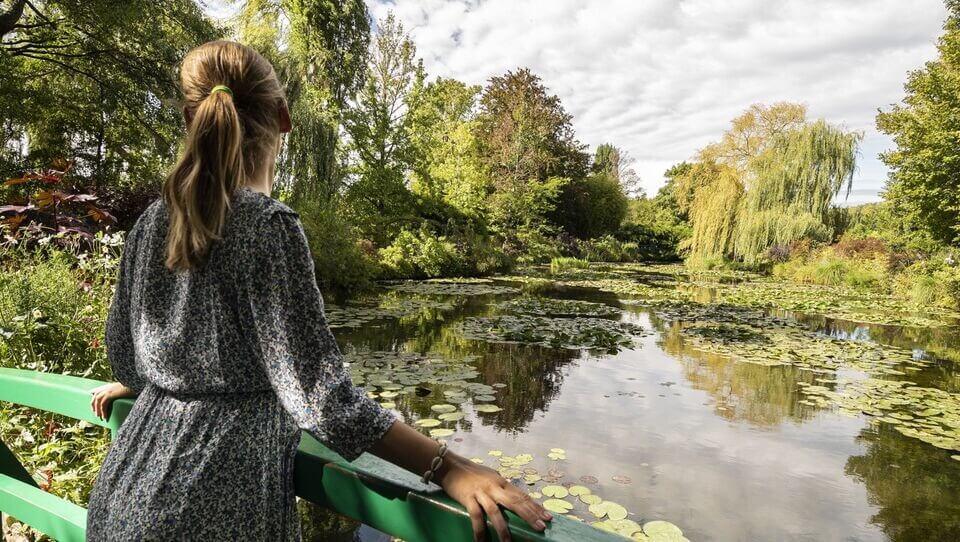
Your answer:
[846,424,960,541]
[659,322,821,427]
[314,274,960,541]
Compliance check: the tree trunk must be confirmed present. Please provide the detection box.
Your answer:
[0,0,27,39]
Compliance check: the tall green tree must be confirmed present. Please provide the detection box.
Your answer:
[406,77,489,220]
[0,0,220,187]
[342,11,424,242]
[474,68,587,249]
[237,0,370,201]
[592,143,642,198]
[475,68,588,184]
[877,2,960,245]
[554,144,629,238]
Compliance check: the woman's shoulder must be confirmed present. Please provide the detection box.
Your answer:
[235,186,299,221]
[232,187,305,250]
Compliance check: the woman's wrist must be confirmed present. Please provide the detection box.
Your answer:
[433,450,467,486]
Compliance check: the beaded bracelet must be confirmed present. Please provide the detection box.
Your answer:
[421,439,449,484]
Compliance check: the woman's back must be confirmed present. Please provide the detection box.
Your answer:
[86,185,396,541]
[124,186,294,395]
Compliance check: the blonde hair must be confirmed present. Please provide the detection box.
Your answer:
[163,40,286,271]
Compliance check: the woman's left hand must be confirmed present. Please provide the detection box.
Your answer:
[89,382,136,420]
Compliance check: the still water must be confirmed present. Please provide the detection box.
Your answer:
[311,267,960,541]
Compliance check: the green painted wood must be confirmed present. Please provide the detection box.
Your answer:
[0,368,620,542]
[0,474,87,541]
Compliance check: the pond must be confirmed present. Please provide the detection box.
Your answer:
[313,264,960,541]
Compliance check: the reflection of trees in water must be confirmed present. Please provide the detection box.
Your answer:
[401,310,580,432]
[658,321,820,426]
[336,289,580,432]
[845,424,960,542]
[472,341,578,433]
[298,500,360,542]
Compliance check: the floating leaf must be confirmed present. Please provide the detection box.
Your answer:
[474,404,503,413]
[589,501,628,521]
[580,494,602,505]
[642,520,683,539]
[543,499,574,514]
[430,404,458,413]
[568,485,591,496]
[414,418,441,428]
[429,428,454,438]
[542,485,569,498]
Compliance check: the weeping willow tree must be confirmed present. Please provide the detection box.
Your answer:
[733,120,862,260]
[682,104,863,264]
[236,0,371,202]
[686,165,743,260]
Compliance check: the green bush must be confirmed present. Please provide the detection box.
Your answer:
[377,228,461,279]
[550,257,589,274]
[513,229,564,265]
[296,199,378,298]
[772,246,886,290]
[0,233,116,377]
[893,258,960,310]
[578,235,624,262]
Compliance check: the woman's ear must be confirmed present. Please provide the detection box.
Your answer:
[278,102,291,133]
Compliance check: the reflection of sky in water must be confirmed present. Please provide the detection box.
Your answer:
[330,284,960,542]
[449,336,884,541]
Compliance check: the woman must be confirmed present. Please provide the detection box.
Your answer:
[85,40,551,542]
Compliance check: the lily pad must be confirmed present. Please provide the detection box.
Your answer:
[642,520,683,539]
[414,418,441,428]
[541,485,569,498]
[580,494,602,505]
[543,499,574,514]
[589,501,628,521]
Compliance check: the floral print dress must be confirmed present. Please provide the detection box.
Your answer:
[85,186,397,541]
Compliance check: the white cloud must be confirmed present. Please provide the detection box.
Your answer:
[368,0,948,202]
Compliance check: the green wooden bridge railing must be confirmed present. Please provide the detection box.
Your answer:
[0,368,619,541]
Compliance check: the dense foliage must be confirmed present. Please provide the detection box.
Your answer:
[877,2,960,245]
[672,102,862,265]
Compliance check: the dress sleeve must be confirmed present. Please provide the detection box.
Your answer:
[105,222,148,392]
[242,209,397,461]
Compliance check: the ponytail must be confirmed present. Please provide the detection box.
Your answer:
[163,87,244,271]
[162,41,285,271]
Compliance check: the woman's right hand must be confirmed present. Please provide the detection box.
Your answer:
[89,382,137,420]
[438,454,552,542]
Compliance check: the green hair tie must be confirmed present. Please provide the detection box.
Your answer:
[210,84,233,98]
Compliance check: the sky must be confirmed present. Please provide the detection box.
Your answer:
[207,1,950,205]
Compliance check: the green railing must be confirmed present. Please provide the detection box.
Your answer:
[0,368,617,541]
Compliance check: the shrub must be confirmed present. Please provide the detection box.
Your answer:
[834,236,889,259]
[0,231,116,377]
[296,199,378,298]
[578,235,623,262]
[377,228,461,279]
[550,257,588,274]
[772,246,886,290]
